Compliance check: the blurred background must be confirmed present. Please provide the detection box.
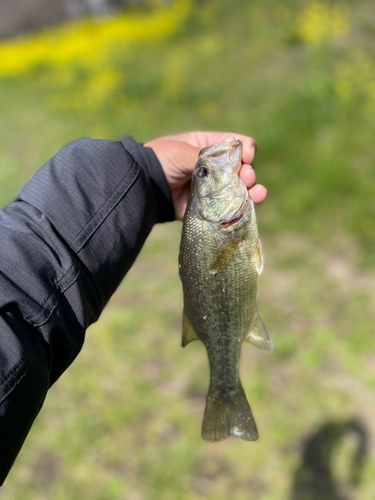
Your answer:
[0,0,375,498]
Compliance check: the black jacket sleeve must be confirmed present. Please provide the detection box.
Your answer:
[0,136,174,484]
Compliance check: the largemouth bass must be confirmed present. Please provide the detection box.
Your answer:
[179,137,272,442]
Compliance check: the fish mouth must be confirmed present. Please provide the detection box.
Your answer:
[218,196,250,229]
[219,213,244,228]
[199,140,242,164]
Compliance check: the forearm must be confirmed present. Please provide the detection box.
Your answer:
[0,136,174,483]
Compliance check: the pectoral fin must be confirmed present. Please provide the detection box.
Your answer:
[182,312,200,347]
[245,308,273,351]
[209,235,243,275]
[254,238,264,275]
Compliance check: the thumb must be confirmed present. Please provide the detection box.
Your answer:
[167,141,200,175]
[146,139,200,178]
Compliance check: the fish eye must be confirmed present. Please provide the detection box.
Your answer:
[196,166,209,178]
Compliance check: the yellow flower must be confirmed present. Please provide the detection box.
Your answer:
[296,1,350,45]
[0,0,192,113]
[0,0,192,78]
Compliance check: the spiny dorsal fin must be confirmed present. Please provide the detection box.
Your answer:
[245,308,273,351]
[254,238,264,275]
[182,312,200,347]
[209,234,243,275]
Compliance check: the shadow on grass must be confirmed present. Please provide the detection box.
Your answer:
[290,419,369,500]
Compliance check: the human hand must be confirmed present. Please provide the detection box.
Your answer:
[145,131,267,221]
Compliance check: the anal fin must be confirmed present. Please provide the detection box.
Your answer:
[182,312,200,347]
[245,308,273,351]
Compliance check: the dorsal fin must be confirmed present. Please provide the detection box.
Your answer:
[182,312,200,347]
[245,308,273,351]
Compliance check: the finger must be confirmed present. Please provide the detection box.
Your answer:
[204,133,256,165]
[239,164,256,188]
[249,184,267,204]
[191,133,257,166]
[167,132,257,164]
[237,137,257,165]
[244,143,257,165]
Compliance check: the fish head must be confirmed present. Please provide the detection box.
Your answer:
[193,139,251,227]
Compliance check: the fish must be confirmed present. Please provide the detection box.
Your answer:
[178,137,272,442]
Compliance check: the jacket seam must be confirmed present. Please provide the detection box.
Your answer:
[70,158,139,252]
[24,267,80,327]
[31,272,81,328]
[23,290,58,323]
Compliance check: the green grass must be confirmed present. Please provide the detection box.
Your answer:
[1,0,375,498]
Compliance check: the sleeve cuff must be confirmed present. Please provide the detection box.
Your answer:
[121,136,175,223]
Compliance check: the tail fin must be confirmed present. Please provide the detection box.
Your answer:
[202,382,258,442]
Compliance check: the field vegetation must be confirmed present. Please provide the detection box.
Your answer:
[0,0,375,498]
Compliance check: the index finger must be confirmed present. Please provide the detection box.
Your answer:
[162,131,257,165]
[194,132,257,165]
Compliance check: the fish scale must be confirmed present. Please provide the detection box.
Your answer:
[179,139,272,442]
